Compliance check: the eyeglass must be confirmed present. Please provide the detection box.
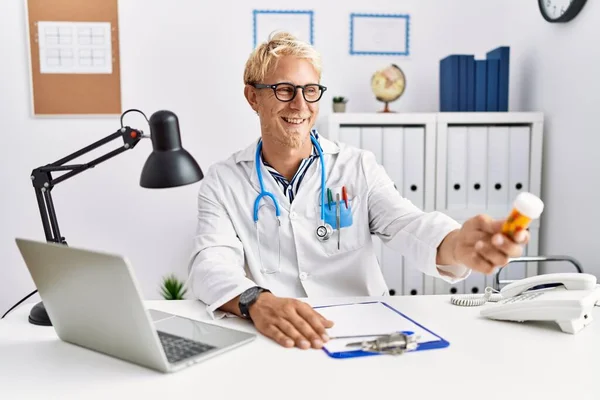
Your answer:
[251,82,327,103]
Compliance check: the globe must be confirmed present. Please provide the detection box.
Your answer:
[371,64,406,113]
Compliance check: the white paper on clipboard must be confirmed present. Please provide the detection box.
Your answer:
[316,302,439,353]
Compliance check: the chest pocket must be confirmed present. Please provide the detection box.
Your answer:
[254,202,281,274]
[314,188,369,256]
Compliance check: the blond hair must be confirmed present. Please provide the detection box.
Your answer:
[243,31,322,84]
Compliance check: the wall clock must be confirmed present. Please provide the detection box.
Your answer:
[538,0,587,22]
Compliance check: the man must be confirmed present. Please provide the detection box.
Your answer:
[187,32,528,350]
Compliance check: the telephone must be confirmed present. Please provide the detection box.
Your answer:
[452,273,600,334]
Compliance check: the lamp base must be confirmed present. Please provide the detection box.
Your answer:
[29,301,52,326]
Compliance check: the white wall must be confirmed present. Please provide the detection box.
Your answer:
[1,0,597,316]
[508,1,600,275]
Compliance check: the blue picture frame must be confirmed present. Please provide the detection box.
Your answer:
[253,10,314,48]
[349,13,410,56]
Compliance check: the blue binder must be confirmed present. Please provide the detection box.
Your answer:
[439,55,459,111]
[315,301,450,359]
[486,46,510,111]
[475,60,487,111]
[486,59,500,112]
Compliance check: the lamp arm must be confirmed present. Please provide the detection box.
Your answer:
[30,127,145,244]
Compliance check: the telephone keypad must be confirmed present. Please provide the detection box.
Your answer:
[501,291,544,304]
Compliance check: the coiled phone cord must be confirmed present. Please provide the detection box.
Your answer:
[450,287,504,306]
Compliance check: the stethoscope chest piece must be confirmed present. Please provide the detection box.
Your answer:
[316,223,333,241]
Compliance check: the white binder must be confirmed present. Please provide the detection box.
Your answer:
[402,127,425,296]
[466,126,488,209]
[446,126,468,209]
[508,126,531,201]
[463,270,487,295]
[486,126,510,210]
[381,127,405,295]
[339,126,361,148]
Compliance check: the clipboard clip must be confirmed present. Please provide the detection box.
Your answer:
[345,332,420,355]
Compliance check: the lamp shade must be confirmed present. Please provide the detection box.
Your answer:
[140,110,204,188]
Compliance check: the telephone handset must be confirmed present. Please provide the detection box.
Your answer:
[499,272,597,298]
[452,273,600,334]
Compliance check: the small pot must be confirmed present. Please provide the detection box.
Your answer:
[333,102,346,113]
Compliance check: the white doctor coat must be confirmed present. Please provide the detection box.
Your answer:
[188,135,469,317]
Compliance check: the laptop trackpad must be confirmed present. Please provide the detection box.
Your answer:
[153,314,253,348]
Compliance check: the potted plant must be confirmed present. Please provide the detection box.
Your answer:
[159,274,187,300]
[332,96,348,113]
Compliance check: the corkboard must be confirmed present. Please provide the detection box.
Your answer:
[26,0,121,115]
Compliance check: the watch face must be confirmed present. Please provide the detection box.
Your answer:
[240,287,259,304]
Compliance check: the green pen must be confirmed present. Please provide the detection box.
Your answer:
[327,188,333,210]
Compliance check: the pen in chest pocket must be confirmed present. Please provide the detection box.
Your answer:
[336,193,341,249]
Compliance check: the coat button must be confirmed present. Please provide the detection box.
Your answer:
[290,211,297,219]
[299,272,308,280]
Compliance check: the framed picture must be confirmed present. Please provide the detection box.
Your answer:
[350,13,410,56]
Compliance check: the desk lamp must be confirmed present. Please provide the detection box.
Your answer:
[21,109,203,326]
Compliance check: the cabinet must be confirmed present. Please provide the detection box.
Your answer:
[319,112,544,296]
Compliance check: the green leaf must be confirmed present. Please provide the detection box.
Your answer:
[159,274,188,300]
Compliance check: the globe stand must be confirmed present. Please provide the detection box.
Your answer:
[377,101,396,113]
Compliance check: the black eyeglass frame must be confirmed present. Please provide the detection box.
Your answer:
[251,82,327,103]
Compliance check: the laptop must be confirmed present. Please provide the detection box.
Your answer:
[15,238,256,373]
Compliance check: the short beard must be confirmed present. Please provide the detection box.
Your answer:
[262,126,308,150]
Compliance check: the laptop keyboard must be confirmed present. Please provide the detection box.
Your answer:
[157,330,216,364]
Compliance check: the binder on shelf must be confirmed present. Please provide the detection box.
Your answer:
[463,270,486,295]
[475,60,487,111]
[446,126,467,209]
[508,126,531,200]
[486,59,500,112]
[403,127,426,296]
[467,55,475,111]
[486,46,510,111]
[316,301,450,359]
[486,126,510,209]
[466,126,488,208]
[458,55,469,111]
[439,55,460,111]
[439,46,508,112]
[382,127,406,295]
[339,127,361,148]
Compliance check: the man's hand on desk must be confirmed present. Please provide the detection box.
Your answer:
[248,293,334,350]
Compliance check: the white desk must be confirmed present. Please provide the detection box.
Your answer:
[1,296,598,400]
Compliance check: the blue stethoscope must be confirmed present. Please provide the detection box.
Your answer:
[253,134,333,272]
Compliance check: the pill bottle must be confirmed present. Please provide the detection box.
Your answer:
[502,192,544,239]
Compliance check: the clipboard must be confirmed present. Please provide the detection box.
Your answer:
[314,301,450,359]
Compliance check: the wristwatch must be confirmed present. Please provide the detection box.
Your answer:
[239,286,271,320]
